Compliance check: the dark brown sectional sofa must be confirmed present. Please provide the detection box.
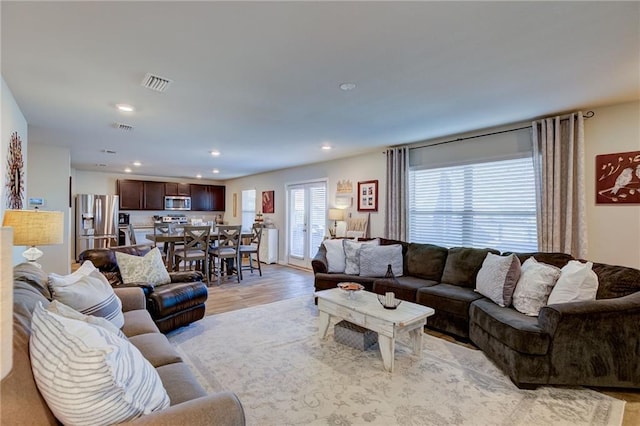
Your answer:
[312,238,640,389]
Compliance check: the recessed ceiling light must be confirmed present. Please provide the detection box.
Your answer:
[212,169,220,174]
[338,82,356,91]
[210,150,221,157]
[116,104,135,112]
[196,174,202,179]
[124,168,132,173]
[321,145,332,150]
[133,161,141,167]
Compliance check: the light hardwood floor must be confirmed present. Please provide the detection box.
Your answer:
[204,263,639,425]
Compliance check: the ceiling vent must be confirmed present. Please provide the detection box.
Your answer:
[113,122,134,131]
[141,73,172,92]
[101,149,117,154]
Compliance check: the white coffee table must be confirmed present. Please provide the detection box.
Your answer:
[315,288,435,372]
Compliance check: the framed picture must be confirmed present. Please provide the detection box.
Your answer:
[596,150,640,204]
[357,180,378,212]
[262,190,275,214]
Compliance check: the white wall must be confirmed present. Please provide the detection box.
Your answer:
[1,77,29,265]
[26,145,72,274]
[585,100,640,268]
[224,150,386,263]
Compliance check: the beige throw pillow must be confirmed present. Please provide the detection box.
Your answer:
[48,260,124,328]
[115,247,171,286]
[323,239,346,273]
[343,238,379,275]
[512,257,561,316]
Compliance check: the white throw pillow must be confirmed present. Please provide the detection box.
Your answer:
[49,261,124,328]
[30,303,170,426]
[359,244,404,278]
[323,239,346,273]
[475,253,521,307]
[343,238,379,275]
[547,260,599,305]
[512,257,561,316]
[115,247,171,286]
[46,300,126,339]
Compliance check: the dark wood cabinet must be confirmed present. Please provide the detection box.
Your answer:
[117,180,143,210]
[143,181,165,210]
[165,182,190,196]
[118,179,224,211]
[190,184,225,211]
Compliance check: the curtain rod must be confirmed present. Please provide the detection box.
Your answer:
[406,110,594,151]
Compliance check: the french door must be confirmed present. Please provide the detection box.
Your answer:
[287,180,327,269]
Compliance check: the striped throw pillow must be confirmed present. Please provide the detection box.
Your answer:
[30,303,170,426]
[48,260,124,328]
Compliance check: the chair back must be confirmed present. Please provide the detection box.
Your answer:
[182,225,211,251]
[153,223,170,247]
[126,223,137,245]
[215,225,242,249]
[249,223,263,247]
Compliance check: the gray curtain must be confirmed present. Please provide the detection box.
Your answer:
[384,146,409,240]
[532,112,587,258]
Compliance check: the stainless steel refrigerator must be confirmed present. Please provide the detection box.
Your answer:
[75,194,119,259]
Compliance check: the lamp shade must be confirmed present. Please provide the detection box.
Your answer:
[2,210,64,246]
[1,227,13,379]
[328,209,344,221]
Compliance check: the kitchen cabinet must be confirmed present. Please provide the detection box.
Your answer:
[165,182,190,196]
[259,228,278,264]
[117,180,143,210]
[191,184,225,211]
[143,181,165,210]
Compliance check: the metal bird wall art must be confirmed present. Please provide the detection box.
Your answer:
[596,151,640,204]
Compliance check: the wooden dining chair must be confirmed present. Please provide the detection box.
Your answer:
[126,223,137,245]
[173,225,211,285]
[239,223,263,279]
[208,225,241,285]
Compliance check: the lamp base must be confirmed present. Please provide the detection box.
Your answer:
[22,246,43,268]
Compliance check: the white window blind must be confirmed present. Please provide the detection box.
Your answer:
[408,156,538,253]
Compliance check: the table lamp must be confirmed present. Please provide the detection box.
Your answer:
[1,227,13,379]
[2,209,64,268]
[328,208,344,238]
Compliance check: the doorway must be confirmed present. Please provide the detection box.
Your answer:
[287,180,327,269]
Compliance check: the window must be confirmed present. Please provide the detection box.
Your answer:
[241,190,256,231]
[408,156,537,253]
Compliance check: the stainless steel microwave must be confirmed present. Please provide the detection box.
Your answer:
[164,196,191,211]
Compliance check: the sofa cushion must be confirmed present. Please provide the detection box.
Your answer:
[343,238,379,275]
[122,309,161,337]
[509,252,574,269]
[441,247,500,288]
[48,260,124,328]
[128,333,183,368]
[359,244,404,277]
[156,363,208,406]
[512,257,561,316]
[406,243,448,281]
[475,253,521,307]
[470,298,551,355]
[373,276,437,302]
[116,247,171,286]
[30,303,170,425]
[322,239,346,273]
[417,283,483,318]
[592,262,640,299]
[547,260,598,305]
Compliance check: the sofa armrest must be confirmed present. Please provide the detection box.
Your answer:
[124,392,245,426]
[311,246,328,274]
[114,287,147,312]
[538,292,640,386]
[169,270,204,283]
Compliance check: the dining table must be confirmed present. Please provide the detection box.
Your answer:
[145,230,253,271]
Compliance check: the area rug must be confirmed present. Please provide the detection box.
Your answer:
[167,296,625,426]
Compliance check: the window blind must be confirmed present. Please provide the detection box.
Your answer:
[408,156,538,253]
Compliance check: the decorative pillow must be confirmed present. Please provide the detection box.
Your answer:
[475,253,521,307]
[48,261,124,328]
[512,257,561,316]
[547,260,599,305]
[343,238,379,275]
[323,239,346,273]
[30,303,170,426]
[359,244,404,278]
[46,300,126,339]
[115,247,171,286]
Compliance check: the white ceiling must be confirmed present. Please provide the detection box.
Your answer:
[2,1,639,180]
